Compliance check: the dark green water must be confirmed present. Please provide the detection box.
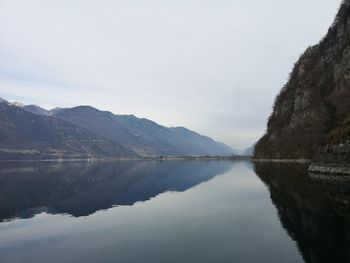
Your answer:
[0,160,349,263]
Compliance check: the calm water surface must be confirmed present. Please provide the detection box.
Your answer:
[0,160,349,263]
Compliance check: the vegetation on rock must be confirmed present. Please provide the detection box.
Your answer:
[255,0,350,160]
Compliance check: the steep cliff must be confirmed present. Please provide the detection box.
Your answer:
[255,0,350,161]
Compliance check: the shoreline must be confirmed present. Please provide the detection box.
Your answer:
[0,157,316,163]
[251,159,311,163]
[308,163,350,175]
[1,157,348,176]
[0,155,251,163]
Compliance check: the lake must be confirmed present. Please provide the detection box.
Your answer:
[0,160,349,263]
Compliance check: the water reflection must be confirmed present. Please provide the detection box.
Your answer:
[254,162,350,263]
[0,161,306,263]
[2,161,349,263]
[0,160,231,221]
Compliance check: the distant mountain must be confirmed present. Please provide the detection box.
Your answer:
[49,107,66,115]
[22,104,49,115]
[0,99,135,160]
[243,145,254,156]
[169,127,235,156]
[20,104,66,116]
[5,100,235,158]
[52,106,235,156]
[11,101,25,107]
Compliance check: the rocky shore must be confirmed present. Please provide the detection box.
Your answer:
[308,163,350,175]
[308,137,350,175]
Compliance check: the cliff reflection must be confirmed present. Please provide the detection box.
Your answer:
[0,160,231,221]
[254,162,350,263]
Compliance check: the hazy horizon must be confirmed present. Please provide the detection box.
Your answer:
[0,0,342,149]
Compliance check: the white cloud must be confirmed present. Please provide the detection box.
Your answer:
[0,0,342,148]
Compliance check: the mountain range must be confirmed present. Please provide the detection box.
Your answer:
[0,98,235,160]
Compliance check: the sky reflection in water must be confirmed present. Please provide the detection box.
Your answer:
[1,160,348,263]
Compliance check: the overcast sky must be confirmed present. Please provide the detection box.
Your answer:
[0,0,342,149]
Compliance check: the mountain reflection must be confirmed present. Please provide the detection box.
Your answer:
[254,162,350,263]
[0,160,231,221]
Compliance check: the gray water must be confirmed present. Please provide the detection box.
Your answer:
[0,160,349,263]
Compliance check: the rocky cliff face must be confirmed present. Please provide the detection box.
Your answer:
[255,0,350,162]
